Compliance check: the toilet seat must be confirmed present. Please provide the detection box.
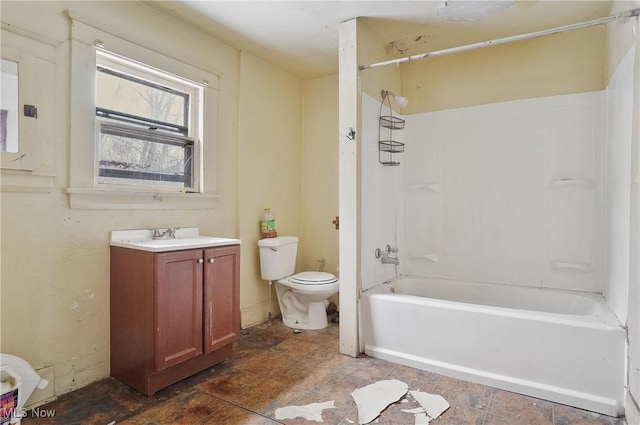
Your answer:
[290,271,338,285]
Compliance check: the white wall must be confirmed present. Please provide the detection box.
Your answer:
[627,39,640,422]
[361,93,403,290]
[622,7,640,418]
[353,3,639,418]
[401,92,605,293]
[604,45,636,324]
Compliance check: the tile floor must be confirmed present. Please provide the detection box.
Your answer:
[22,320,623,425]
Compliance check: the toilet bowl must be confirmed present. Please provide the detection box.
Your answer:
[258,237,339,330]
[275,271,339,330]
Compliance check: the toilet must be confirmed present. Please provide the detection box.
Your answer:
[258,236,338,330]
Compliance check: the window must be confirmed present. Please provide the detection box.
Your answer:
[1,28,56,193]
[1,59,19,153]
[67,16,220,209]
[95,50,204,191]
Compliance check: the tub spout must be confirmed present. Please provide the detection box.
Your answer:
[381,255,400,265]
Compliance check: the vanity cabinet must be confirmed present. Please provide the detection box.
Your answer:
[110,244,240,395]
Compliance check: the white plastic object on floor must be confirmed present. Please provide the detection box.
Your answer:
[1,365,21,425]
[0,354,49,417]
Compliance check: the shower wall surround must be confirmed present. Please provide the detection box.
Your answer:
[604,45,635,325]
[403,91,604,293]
[362,90,611,295]
[361,95,403,290]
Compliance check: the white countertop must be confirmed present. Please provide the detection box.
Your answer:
[110,228,241,252]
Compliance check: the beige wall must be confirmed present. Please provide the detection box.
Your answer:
[237,51,303,325]
[607,1,640,80]
[236,62,340,322]
[300,75,339,276]
[401,25,607,114]
[0,0,311,399]
[358,20,404,112]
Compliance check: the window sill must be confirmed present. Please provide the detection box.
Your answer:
[1,169,56,193]
[65,187,220,210]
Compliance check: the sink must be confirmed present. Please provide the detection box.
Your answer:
[127,237,239,251]
[110,228,241,252]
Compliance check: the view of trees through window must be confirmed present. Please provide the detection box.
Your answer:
[96,58,196,188]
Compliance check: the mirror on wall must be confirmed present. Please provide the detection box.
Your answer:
[1,58,19,153]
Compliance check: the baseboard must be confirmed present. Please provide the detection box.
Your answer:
[24,366,55,410]
[240,298,280,328]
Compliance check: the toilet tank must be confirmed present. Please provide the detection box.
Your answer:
[258,236,298,281]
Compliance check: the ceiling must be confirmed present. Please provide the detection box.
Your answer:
[147,1,614,80]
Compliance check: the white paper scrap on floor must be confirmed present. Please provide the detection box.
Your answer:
[350,379,410,424]
[350,379,451,425]
[402,391,450,424]
[274,400,336,422]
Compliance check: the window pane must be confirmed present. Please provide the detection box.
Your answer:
[1,59,19,153]
[96,68,188,129]
[98,129,193,188]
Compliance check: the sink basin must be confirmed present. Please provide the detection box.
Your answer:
[128,237,239,251]
[141,238,220,247]
[110,228,241,252]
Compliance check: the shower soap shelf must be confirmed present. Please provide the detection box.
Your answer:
[379,140,405,154]
[380,115,405,130]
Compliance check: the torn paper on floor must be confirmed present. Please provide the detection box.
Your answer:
[350,379,409,424]
[401,391,450,424]
[401,408,431,425]
[274,400,336,422]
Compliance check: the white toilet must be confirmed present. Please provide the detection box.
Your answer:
[258,236,338,330]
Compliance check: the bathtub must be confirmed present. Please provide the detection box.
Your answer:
[360,277,626,417]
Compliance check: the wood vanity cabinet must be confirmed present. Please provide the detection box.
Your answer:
[110,244,240,395]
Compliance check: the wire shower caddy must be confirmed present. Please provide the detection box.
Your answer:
[378,90,405,166]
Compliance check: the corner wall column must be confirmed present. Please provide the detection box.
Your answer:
[338,18,361,357]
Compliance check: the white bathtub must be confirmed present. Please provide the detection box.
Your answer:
[360,277,626,417]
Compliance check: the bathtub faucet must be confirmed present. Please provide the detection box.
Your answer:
[375,245,399,266]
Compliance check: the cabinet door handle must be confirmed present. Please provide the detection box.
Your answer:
[198,259,204,264]
[208,258,215,263]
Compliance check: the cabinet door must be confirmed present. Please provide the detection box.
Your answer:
[203,245,240,352]
[155,249,203,370]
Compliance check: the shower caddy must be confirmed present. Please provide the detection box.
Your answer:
[378,90,405,166]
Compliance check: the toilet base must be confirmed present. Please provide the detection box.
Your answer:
[280,300,329,330]
[275,285,332,330]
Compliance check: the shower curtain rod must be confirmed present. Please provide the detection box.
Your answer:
[359,7,640,71]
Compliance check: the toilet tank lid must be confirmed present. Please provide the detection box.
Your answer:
[258,236,298,247]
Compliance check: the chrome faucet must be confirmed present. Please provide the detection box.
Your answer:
[375,245,399,266]
[152,227,177,240]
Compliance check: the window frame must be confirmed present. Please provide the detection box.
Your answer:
[94,49,203,192]
[67,16,220,210]
[0,28,56,193]
[96,120,196,187]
